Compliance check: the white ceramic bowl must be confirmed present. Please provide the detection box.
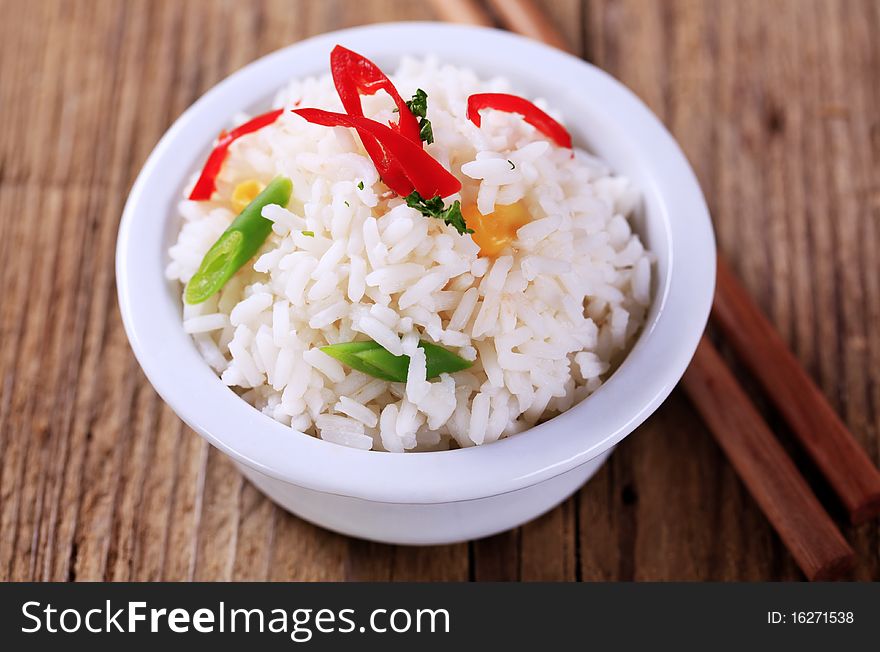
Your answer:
[116,22,715,545]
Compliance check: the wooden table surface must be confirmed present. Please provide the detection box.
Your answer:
[2,0,878,581]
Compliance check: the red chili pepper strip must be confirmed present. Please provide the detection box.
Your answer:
[466,93,572,149]
[294,109,411,195]
[293,108,461,198]
[330,45,421,144]
[329,46,421,193]
[188,108,284,200]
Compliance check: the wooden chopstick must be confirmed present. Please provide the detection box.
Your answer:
[714,257,880,524]
[682,342,854,580]
[431,0,495,27]
[429,0,494,27]
[428,0,869,579]
[484,0,571,51]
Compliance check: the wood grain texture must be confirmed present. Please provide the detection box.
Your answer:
[1,0,878,581]
[713,256,880,524]
[682,340,854,580]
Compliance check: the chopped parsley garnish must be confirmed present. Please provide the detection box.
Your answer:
[405,191,472,235]
[406,89,434,145]
[418,120,434,145]
[301,230,315,238]
[357,181,365,190]
[406,89,428,118]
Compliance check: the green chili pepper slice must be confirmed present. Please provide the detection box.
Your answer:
[184,176,292,304]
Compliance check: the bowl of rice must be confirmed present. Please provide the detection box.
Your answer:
[117,22,715,544]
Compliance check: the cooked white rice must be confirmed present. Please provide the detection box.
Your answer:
[166,56,652,452]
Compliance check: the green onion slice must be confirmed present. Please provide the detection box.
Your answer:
[420,340,474,377]
[355,348,409,383]
[320,339,473,383]
[319,341,400,382]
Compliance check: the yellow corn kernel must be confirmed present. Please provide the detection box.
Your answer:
[462,201,531,257]
[231,179,266,213]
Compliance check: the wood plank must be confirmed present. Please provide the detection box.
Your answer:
[390,544,470,582]
[231,483,277,581]
[159,432,209,581]
[579,0,729,581]
[344,539,394,582]
[469,0,583,584]
[578,0,726,583]
[129,407,189,581]
[191,449,244,581]
[581,0,880,580]
[521,499,577,581]
[266,514,348,581]
[471,532,520,581]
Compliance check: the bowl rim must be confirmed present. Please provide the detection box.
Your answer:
[116,21,715,504]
